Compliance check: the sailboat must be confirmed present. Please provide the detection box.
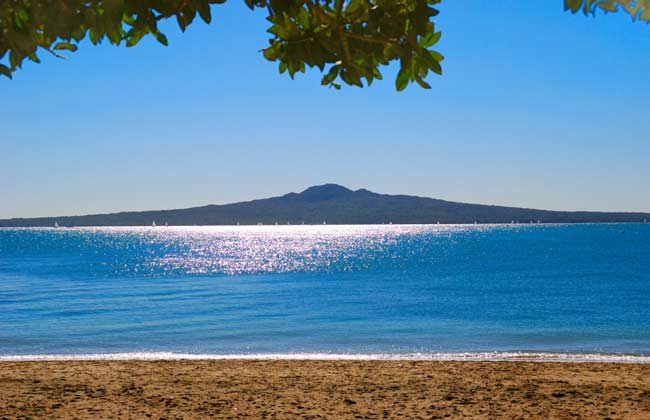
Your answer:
[54,221,59,228]
[165,221,168,227]
[152,220,157,227]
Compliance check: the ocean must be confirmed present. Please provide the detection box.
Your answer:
[1,224,649,361]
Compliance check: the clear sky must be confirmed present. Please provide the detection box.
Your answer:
[2,1,650,219]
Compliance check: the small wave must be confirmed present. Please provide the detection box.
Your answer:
[2,351,650,363]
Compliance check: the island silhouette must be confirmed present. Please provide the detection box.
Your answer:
[1,184,648,227]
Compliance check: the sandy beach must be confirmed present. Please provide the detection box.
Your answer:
[0,360,649,419]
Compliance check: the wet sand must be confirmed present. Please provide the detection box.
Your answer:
[1,360,649,419]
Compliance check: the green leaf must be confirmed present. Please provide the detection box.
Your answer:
[420,31,441,48]
[9,50,20,69]
[346,0,367,18]
[126,30,145,47]
[414,75,431,89]
[426,51,443,75]
[263,44,281,60]
[0,64,12,79]
[340,67,363,87]
[14,8,29,29]
[429,50,444,63]
[321,64,341,85]
[53,42,78,52]
[564,0,583,12]
[395,66,411,91]
[198,2,212,24]
[154,32,169,46]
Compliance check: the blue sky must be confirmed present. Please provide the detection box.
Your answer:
[2,1,650,218]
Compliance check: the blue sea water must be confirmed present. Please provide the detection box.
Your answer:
[0,224,649,359]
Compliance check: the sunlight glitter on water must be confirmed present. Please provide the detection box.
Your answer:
[78,224,493,276]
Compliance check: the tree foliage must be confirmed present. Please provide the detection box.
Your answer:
[564,0,650,20]
[0,1,648,89]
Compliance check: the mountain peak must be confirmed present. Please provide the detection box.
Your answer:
[299,184,353,201]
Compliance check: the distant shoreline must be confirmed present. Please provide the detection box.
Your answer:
[1,221,649,228]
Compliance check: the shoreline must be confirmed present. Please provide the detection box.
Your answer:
[1,221,649,227]
[3,351,650,363]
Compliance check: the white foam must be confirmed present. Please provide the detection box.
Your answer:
[2,351,650,363]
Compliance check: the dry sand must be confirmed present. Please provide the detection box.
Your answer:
[1,360,649,419]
